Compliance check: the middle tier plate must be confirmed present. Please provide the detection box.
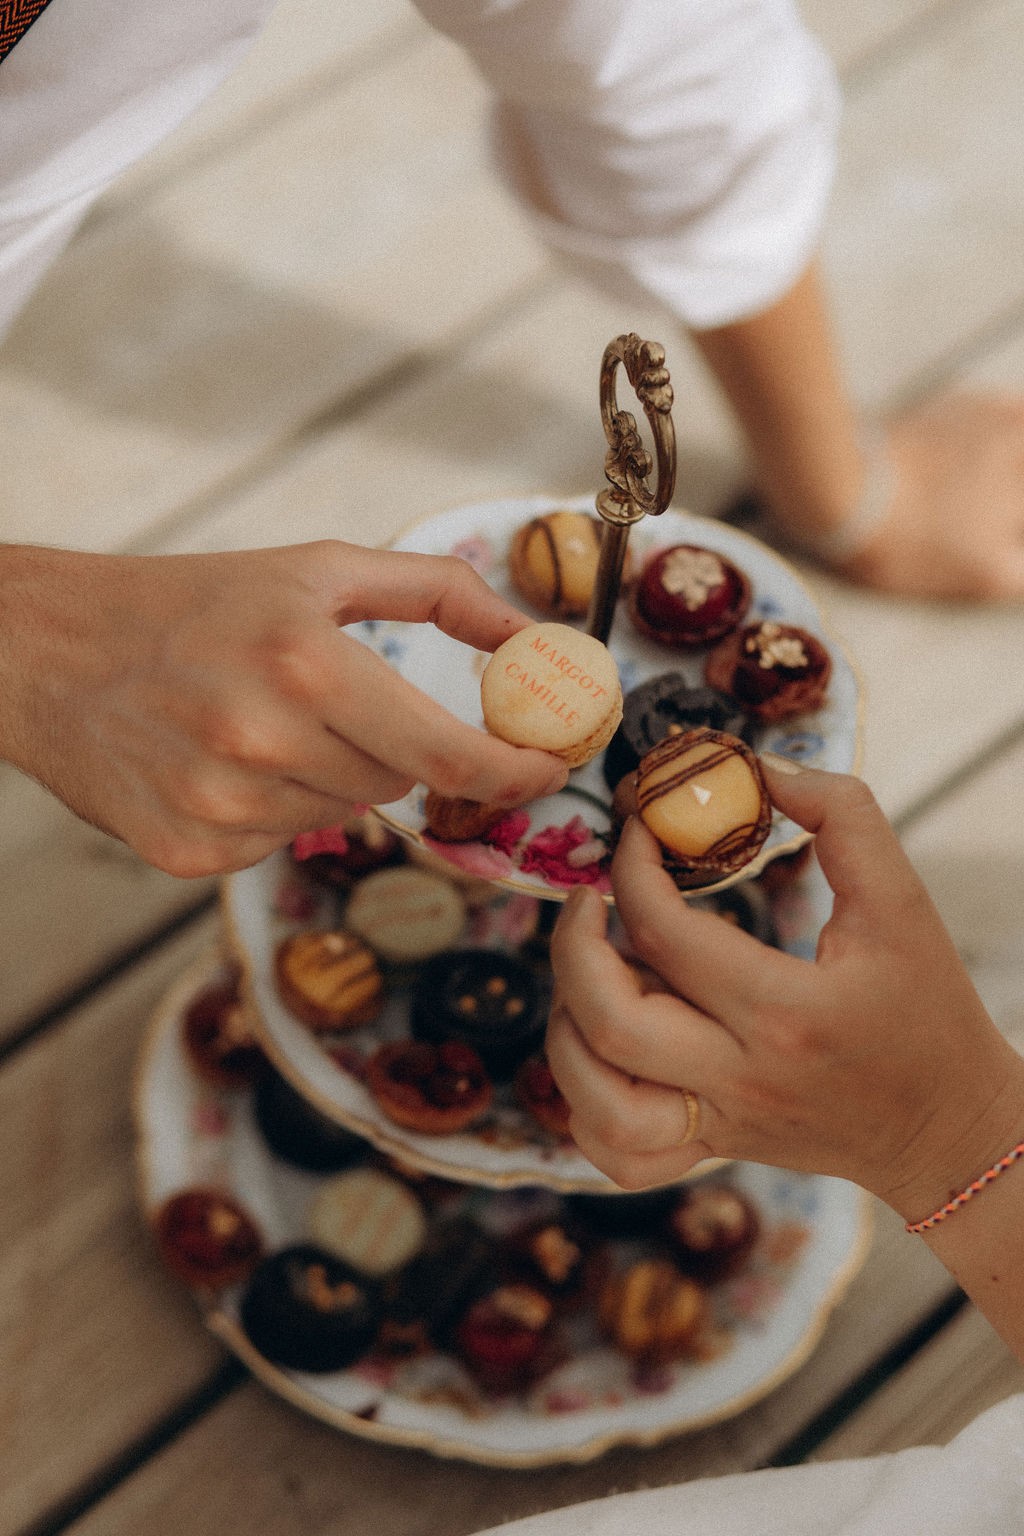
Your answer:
[223,846,831,1190]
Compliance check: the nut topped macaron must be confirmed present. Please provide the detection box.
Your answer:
[481,622,622,770]
[635,726,771,888]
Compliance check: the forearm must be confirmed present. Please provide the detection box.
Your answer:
[0,544,85,780]
[919,1172,1024,1362]
[690,259,865,547]
[885,1064,1024,1363]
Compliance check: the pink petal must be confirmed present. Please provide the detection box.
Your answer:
[292,825,350,861]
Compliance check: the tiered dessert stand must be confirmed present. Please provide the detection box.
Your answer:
[134,338,871,1464]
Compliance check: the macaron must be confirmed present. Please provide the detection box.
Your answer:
[628,543,750,648]
[509,509,630,618]
[705,619,832,722]
[308,1167,428,1277]
[344,866,466,964]
[481,622,622,769]
[274,929,385,1032]
[635,726,771,888]
[240,1244,380,1372]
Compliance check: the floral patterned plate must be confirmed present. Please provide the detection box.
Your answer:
[222,844,833,1191]
[134,950,873,1468]
[352,497,862,901]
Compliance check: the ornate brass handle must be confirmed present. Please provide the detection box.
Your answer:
[587,334,677,642]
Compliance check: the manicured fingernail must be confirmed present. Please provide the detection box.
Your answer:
[760,752,805,775]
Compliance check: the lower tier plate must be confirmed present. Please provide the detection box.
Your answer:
[134,949,872,1467]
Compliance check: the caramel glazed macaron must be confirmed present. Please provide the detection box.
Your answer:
[635,726,772,888]
[481,622,622,770]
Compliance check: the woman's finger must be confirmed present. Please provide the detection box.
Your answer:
[546,999,719,1163]
[760,761,925,925]
[550,885,741,1084]
[611,817,801,1028]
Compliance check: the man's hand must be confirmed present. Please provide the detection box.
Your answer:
[842,394,1024,599]
[0,541,567,875]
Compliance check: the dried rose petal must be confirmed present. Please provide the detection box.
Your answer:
[520,816,610,888]
[292,825,350,861]
[481,808,531,856]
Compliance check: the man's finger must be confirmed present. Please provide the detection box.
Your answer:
[313,628,568,805]
[322,544,538,654]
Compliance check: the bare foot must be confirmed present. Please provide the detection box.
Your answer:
[841,394,1024,601]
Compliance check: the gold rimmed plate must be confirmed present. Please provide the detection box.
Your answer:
[352,496,862,902]
[134,951,873,1468]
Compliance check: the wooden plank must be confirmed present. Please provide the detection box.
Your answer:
[824,0,1024,409]
[1,30,548,556]
[0,793,211,1043]
[811,1304,1024,1460]
[900,740,1024,1054]
[0,922,226,1536]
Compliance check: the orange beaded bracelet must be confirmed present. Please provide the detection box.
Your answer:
[905,1141,1024,1234]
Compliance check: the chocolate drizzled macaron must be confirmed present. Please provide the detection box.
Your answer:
[481,622,622,770]
[635,727,771,888]
[509,510,630,619]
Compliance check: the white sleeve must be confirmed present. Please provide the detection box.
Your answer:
[0,0,273,341]
[413,0,840,329]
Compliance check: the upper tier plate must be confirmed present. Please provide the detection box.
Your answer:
[350,497,862,900]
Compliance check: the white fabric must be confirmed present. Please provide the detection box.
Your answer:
[0,0,838,339]
[472,1394,1024,1536]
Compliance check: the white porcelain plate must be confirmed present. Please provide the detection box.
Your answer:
[223,846,835,1191]
[134,952,873,1468]
[350,497,861,900]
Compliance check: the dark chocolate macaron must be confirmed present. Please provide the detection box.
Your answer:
[240,1244,380,1372]
[602,673,752,793]
[409,949,544,1082]
[254,1067,366,1173]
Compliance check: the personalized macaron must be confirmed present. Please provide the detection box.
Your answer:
[308,1167,428,1277]
[481,622,622,769]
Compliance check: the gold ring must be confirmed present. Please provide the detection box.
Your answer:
[680,1089,701,1146]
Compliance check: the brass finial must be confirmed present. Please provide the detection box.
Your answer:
[587,334,676,643]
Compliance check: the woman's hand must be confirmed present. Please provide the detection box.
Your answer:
[0,540,567,876]
[547,761,1024,1221]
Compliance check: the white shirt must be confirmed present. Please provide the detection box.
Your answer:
[0,0,839,339]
